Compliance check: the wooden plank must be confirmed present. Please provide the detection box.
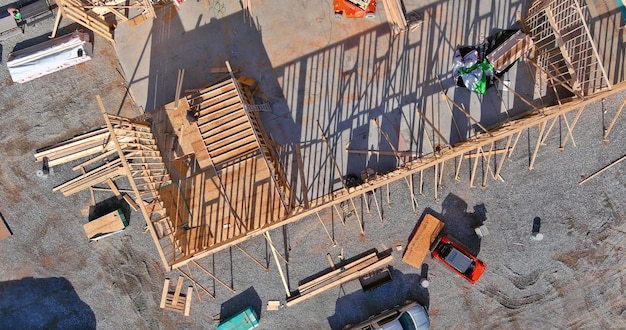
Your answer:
[402,214,444,269]
[160,278,170,308]
[83,209,127,240]
[579,154,626,185]
[123,194,140,211]
[184,286,193,316]
[197,102,244,126]
[0,212,11,241]
[286,255,393,306]
[106,178,122,198]
[172,276,184,306]
[298,252,377,292]
[208,134,256,156]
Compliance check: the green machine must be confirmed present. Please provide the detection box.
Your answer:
[217,306,259,330]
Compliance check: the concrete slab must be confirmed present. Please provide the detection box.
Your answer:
[116,0,544,203]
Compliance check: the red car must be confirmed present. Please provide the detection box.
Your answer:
[431,236,487,284]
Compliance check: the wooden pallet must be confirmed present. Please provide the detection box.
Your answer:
[160,277,193,316]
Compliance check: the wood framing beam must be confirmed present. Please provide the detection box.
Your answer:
[191,260,235,293]
[169,81,626,269]
[265,231,290,297]
[604,98,626,141]
[97,95,171,270]
[316,121,363,234]
[544,6,581,92]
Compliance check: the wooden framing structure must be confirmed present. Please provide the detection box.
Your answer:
[524,0,611,97]
[37,0,625,296]
[50,0,156,43]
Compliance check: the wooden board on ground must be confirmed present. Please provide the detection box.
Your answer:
[83,209,128,241]
[402,214,445,269]
[0,213,12,241]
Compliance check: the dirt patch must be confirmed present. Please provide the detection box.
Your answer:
[483,285,550,309]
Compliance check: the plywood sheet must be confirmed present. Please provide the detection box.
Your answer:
[402,214,444,269]
[83,209,128,240]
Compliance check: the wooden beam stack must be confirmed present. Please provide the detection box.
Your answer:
[380,0,407,36]
[34,127,111,167]
[286,252,393,306]
[160,277,193,316]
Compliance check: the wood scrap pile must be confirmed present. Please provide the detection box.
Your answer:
[286,251,393,306]
[380,0,407,36]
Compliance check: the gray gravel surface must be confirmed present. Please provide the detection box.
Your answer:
[0,1,625,330]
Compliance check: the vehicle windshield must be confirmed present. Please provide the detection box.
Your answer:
[398,312,416,330]
[444,247,473,273]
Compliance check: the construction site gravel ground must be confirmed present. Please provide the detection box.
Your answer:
[1,0,626,329]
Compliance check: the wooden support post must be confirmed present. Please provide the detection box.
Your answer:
[316,121,363,234]
[333,204,346,225]
[469,148,480,188]
[386,184,390,206]
[433,163,439,202]
[191,260,236,293]
[316,212,336,245]
[326,253,335,270]
[494,136,512,180]
[265,232,290,297]
[372,190,383,223]
[529,122,546,170]
[438,160,445,186]
[106,178,122,198]
[455,155,463,181]
[50,5,63,39]
[235,244,269,272]
[177,268,215,299]
[604,98,626,141]
[295,144,310,208]
[541,117,558,145]
[579,154,626,185]
[174,69,185,110]
[362,193,371,214]
[561,106,585,149]
[482,143,494,187]
[508,131,522,159]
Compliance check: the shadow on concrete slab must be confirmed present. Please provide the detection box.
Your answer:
[0,277,96,329]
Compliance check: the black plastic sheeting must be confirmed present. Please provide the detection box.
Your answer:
[455,29,520,90]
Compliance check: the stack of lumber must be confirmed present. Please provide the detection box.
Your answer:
[34,127,111,167]
[286,252,393,306]
[53,159,125,196]
[380,0,407,36]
